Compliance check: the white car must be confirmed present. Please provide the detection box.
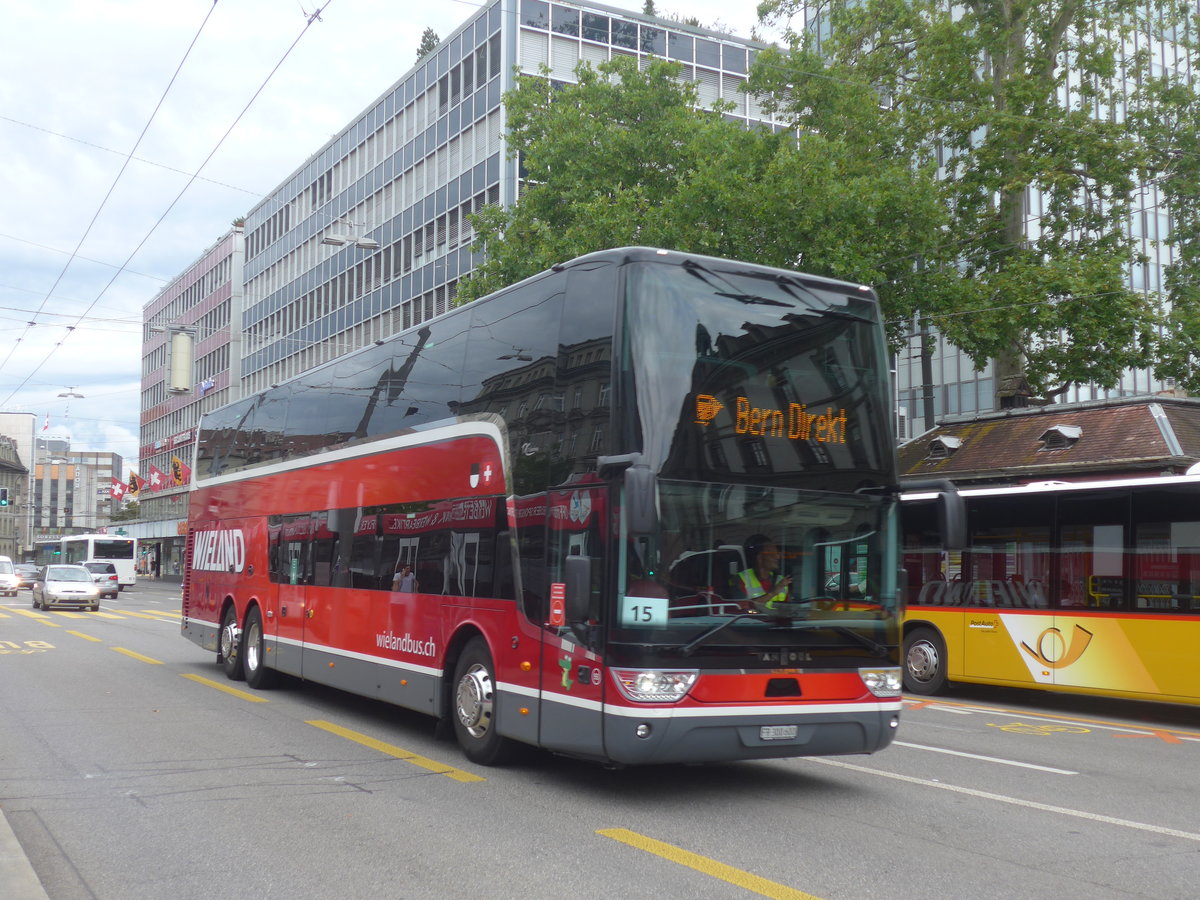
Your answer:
[0,556,20,596]
[32,565,101,611]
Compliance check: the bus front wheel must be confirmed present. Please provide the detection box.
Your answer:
[904,627,948,695]
[219,606,245,681]
[243,606,278,690]
[452,638,515,766]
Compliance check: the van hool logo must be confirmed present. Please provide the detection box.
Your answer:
[1020,623,1094,668]
[192,529,247,573]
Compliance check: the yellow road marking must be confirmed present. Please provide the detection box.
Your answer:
[114,610,166,620]
[597,828,822,900]
[306,719,484,783]
[67,630,102,642]
[138,610,181,619]
[11,608,59,626]
[181,673,269,702]
[89,611,124,619]
[50,611,87,619]
[112,647,162,664]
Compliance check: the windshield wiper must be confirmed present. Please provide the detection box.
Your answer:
[673,616,889,658]
[713,291,791,307]
[675,613,766,657]
[825,625,889,657]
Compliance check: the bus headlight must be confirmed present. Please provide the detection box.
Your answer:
[612,669,698,703]
[860,667,903,698]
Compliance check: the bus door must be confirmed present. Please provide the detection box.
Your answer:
[1052,493,1128,691]
[269,514,313,678]
[538,485,607,756]
[960,503,1053,685]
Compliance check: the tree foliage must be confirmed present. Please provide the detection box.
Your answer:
[416,27,440,62]
[110,500,139,522]
[757,0,1199,399]
[458,56,949,336]
[1141,68,1200,390]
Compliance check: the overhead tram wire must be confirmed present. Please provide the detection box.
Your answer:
[0,1,221,383]
[0,0,337,410]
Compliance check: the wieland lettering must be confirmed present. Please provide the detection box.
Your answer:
[192,529,247,573]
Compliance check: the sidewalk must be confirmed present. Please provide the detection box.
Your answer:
[0,808,49,899]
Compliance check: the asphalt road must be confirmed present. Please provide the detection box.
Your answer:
[3,582,1199,899]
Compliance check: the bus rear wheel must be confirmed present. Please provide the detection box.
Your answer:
[904,627,948,695]
[452,638,515,766]
[243,606,278,690]
[219,606,245,681]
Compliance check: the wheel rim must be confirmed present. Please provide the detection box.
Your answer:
[456,663,495,739]
[245,618,261,673]
[220,617,238,660]
[906,638,940,685]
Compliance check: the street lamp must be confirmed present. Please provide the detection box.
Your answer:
[57,388,84,419]
[321,217,380,250]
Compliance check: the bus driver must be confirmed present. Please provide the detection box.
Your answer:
[736,534,792,610]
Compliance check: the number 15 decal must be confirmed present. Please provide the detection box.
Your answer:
[620,595,667,626]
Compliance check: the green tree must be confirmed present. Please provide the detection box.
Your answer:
[110,500,139,522]
[458,55,948,334]
[1142,73,1200,391]
[416,27,440,62]
[756,0,1197,402]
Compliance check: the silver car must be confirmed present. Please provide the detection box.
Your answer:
[32,565,101,611]
[83,561,120,600]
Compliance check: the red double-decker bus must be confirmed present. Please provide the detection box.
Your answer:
[182,247,910,766]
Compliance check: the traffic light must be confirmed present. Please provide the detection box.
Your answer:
[0,487,8,506]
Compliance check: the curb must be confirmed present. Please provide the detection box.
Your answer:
[0,807,49,900]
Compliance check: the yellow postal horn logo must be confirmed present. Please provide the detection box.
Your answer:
[1020,623,1093,668]
[695,394,723,426]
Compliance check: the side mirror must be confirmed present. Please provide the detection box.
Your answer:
[597,452,657,534]
[937,491,966,551]
[901,478,967,551]
[564,554,591,622]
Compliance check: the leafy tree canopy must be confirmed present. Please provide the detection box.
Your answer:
[110,500,139,522]
[756,0,1199,399]
[457,55,949,343]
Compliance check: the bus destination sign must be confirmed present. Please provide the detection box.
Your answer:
[695,394,848,444]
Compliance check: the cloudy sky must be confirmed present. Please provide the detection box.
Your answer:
[0,0,778,470]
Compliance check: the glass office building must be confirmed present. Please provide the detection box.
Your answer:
[238,0,773,396]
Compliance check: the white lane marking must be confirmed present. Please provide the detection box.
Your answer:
[892,740,1078,774]
[812,757,1200,842]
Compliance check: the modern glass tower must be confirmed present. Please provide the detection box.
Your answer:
[237,0,774,397]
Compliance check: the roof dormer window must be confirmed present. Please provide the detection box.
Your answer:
[1039,424,1082,451]
[927,436,962,460]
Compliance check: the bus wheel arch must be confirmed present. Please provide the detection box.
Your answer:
[903,623,948,695]
[218,600,245,681]
[450,634,516,766]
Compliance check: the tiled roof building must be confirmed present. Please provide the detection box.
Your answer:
[897,397,1200,486]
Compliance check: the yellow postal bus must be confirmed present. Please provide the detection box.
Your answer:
[901,473,1200,706]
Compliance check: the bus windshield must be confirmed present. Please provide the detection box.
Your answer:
[614,480,899,656]
[610,258,900,661]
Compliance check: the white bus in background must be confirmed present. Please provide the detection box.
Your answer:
[60,534,137,590]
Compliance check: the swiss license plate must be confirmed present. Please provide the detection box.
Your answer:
[759,725,798,741]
